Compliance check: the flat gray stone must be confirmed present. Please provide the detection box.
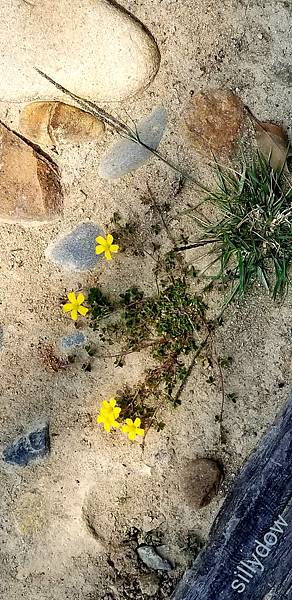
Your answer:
[47,222,104,271]
[60,332,87,351]
[137,545,173,572]
[99,106,167,179]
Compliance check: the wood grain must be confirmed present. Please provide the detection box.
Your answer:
[173,397,292,600]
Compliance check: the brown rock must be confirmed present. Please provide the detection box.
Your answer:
[184,89,245,157]
[183,458,223,509]
[20,101,105,147]
[0,122,63,224]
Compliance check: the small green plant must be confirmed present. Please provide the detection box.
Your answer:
[186,156,292,303]
[110,214,146,256]
[87,277,211,428]
[87,287,113,324]
[218,355,233,368]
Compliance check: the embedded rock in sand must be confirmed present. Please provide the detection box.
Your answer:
[184,89,245,158]
[47,222,105,271]
[20,102,105,147]
[183,458,223,509]
[99,106,167,178]
[0,0,160,103]
[60,332,87,351]
[3,423,50,467]
[0,122,63,224]
[137,546,173,572]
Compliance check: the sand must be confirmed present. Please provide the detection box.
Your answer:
[0,1,291,599]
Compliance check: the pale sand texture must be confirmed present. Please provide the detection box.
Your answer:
[0,1,291,598]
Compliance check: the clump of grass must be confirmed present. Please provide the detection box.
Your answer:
[189,156,292,302]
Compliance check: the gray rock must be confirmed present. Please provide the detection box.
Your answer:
[137,545,172,572]
[60,332,87,351]
[99,106,167,179]
[47,222,105,271]
[3,423,50,466]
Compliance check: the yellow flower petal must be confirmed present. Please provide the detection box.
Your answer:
[71,309,78,321]
[104,422,111,433]
[101,400,109,409]
[63,303,73,312]
[128,431,137,441]
[77,293,85,304]
[109,398,116,408]
[78,305,89,316]
[104,249,112,261]
[68,292,77,303]
[96,414,103,424]
[106,234,114,246]
[96,236,107,246]
[134,418,141,427]
[136,428,145,437]
[125,419,132,426]
[110,244,119,253]
[112,420,120,429]
[96,245,105,255]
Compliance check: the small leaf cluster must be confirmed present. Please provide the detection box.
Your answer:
[88,277,209,420]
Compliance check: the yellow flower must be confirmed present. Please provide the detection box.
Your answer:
[122,418,145,441]
[63,292,89,321]
[96,398,121,433]
[95,234,119,261]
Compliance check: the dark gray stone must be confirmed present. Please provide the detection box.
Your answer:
[173,396,292,600]
[3,423,50,466]
[99,106,167,179]
[137,545,173,572]
[60,331,87,351]
[47,222,105,271]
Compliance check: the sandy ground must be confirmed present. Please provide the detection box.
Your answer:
[0,1,291,599]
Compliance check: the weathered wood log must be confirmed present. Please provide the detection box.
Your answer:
[173,396,292,600]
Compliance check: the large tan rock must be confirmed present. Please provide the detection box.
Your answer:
[0,122,63,224]
[20,102,105,147]
[0,0,160,103]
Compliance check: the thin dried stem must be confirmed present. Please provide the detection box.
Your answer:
[35,68,203,185]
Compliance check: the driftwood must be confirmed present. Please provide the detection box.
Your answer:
[173,396,292,600]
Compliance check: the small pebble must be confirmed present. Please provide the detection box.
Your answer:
[60,332,87,351]
[3,423,50,466]
[137,545,172,571]
[183,458,223,509]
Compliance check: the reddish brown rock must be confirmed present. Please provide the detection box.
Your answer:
[0,122,63,224]
[184,89,245,158]
[183,458,223,509]
[20,101,105,147]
